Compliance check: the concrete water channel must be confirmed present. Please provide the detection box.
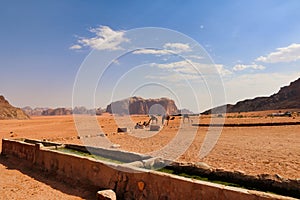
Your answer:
[1,138,298,200]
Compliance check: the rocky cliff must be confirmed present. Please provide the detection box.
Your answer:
[0,95,30,119]
[106,96,178,115]
[202,77,300,114]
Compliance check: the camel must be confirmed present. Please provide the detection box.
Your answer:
[183,114,190,123]
[135,121,144,129]
[162,114,175,126]
[149,115,158,124]
[135,118,152,129]
[143,118,152,127]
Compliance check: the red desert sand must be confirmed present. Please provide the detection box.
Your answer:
[0,111,299,199]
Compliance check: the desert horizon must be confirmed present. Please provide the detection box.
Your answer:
[1,1,300,199]
[1,111,300,199]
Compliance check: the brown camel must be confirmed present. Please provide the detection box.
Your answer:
[162,114,175,126]
[183,114,190,123]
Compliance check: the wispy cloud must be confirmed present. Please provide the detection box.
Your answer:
[233,64,266,71]
[150,60,232,78]
[216,65,233,76]
[69,44,82,50]
[187,55,204,60]
[133,42,191,55]
[71,26,129,51]
[256,43,300,63]
[133,49,171,55]
[164,42,191,53]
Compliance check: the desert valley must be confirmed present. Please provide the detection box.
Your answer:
[0,78,300,199]
[3,1,300,199]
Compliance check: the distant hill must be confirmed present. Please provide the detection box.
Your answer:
[106,96,178,115]
[23,106,104,116]
[179,108,194,114]
[41,108,73,116]
[22,106,49,116]
[202,77,300,114]
[0,95,29,120]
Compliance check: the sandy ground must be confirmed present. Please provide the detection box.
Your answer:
[0,156,97,200]
[0,111,300,199]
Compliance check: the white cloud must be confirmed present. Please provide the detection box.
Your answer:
[71,26,129,51]
[163,43,191,53]
[233,64,266,71]
[150,60,232,78]
[69,44,82,50]
[133,49,171,55]
[187,55,204,60]
[150,60,198,76]
[133,42,191,55]
[256,43,300,63]
[152,60,190,70]
[216,65,233,76]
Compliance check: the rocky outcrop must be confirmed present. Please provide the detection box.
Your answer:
[203,77,300,114]
[97,190,116,200]
[106,96,178,115]
[0,95,30,120]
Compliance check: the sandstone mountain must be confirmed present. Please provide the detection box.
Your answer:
[106,96,178,115]
[0,95,30,120]
[202,77,300,114]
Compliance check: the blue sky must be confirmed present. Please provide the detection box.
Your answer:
[1,0,300,112]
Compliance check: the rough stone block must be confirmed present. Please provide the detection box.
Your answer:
[150,125,160,131]
[97,189,117,200]
[117,127,127,133]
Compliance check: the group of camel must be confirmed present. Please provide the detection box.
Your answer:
[134,114,190,129]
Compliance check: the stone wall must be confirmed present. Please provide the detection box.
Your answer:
[1,139,295,200]
[2,139,36,162]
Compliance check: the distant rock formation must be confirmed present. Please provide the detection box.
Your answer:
[42,108,72,116]
[0,95,30,120]
[73,106,104,115]
[72,106,92,115]
[106,96,178,115]
[23,106,104,116]
[22,106,49,116]
[178,108,194,114]
[202,77,300,114]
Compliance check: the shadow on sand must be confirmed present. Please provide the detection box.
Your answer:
[0,154,99,200]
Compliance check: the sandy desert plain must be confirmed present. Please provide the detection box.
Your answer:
[0,110,300,199]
